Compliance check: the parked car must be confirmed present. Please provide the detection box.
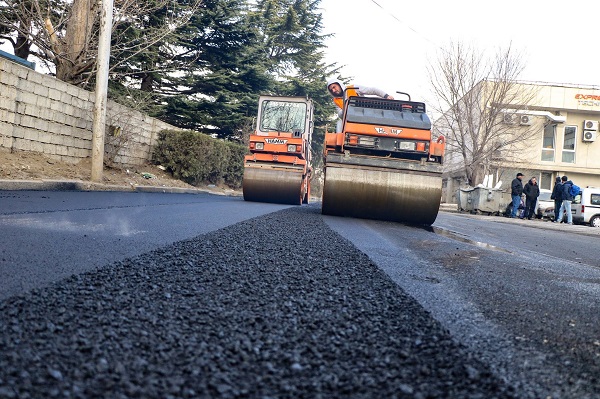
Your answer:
[536,189,553,219]
[572,187,600,227]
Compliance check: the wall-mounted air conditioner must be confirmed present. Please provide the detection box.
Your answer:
[583,130,597,142]
[583,120,598,131]
[519,115,532,125]
[503,113,516,124]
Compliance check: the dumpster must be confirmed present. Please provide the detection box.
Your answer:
[457,186,511,215]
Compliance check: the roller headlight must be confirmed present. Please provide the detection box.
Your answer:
[398,141,416,150]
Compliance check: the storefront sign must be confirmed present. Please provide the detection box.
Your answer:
[575,94,600,107]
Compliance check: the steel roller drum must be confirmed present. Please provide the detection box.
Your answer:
[321,163,442,225]
[243,164,304,205]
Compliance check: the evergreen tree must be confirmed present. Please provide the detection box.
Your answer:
[158,0,339,140]
[154,0,275,138]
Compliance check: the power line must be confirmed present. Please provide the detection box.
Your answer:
[367,0,440,49]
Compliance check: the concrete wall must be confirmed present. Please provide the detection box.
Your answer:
[0,57,178,166]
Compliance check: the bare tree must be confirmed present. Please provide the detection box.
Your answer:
[428,41,539,187]
[0,0,201,87]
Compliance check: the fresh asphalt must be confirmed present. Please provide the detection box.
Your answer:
[1,179,599,398]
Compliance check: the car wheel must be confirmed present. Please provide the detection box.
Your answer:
[590,215,600,228]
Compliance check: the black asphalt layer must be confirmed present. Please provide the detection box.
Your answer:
[0,206,517,399]
[0,190,291,300]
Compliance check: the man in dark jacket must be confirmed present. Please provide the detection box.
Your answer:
[522,177,540,220]
[510,173,524,218]
[551,176,563,222]
[556,175,574,224]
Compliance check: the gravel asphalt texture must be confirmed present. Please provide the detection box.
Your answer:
[0,206,519,398]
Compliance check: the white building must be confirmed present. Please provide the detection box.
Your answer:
[440,82,600,202]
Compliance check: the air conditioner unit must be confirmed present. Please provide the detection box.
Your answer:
[583,120,598,131]
[503,113,516,124]
[583,130,597,142]
[519,115,532,125]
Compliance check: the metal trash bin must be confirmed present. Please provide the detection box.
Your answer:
[457,186,511,215]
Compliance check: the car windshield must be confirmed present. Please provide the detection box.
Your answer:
[539,191,552,201]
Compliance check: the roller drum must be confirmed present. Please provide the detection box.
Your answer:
[243,164,304,205]
[322,163,442,225]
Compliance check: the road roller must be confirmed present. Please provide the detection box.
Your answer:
[322,92,445,225]
[243,95,313,205]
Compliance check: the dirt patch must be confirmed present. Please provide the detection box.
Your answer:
[0,149,237,194]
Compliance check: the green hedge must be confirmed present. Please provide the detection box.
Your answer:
[153,130,247,189]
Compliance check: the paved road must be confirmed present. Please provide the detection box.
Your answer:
[0,190,291,300]
[1,192,599,398]
[325,211,600,397]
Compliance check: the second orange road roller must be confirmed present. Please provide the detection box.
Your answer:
[322,91,445,225]
[243,95,314,205]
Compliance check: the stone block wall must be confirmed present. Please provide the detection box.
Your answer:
[0,57,178,166]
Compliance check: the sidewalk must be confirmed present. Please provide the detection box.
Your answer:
[439,203,600,237]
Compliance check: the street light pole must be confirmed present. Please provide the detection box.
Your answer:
[91,0,114,182]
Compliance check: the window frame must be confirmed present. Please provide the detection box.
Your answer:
[541,124,556,162]
[561,125,577,164]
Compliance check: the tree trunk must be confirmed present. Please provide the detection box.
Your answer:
[140,73,154,92]
[14,28,30,60]
[466,163,485,187]
[55,0,97,84]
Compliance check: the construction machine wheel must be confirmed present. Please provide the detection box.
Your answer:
[322,159,442,225]
[243,164,304,205]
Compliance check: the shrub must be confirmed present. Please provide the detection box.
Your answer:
[153,130,246,188]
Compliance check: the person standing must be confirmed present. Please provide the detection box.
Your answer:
[551,176,563,222]
[510,173,524,218]
[522,177,540,220]
[556,175,574,224]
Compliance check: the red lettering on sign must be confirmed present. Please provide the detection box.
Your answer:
[575,94,600,100]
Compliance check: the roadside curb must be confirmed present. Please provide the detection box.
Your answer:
[439,203,459,213]
[446,207,600,237]
[0,179,241,197]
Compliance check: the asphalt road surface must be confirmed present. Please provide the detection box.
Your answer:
[1,192,599,398]
[0,190,292,300]
[326,212,600,398]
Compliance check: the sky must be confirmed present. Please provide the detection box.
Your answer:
[3,0,599,105]
[319,0,600,104]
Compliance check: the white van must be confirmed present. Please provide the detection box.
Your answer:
[572,187,600,227]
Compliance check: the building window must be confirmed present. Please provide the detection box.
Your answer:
[562,126,576,163]
[541,124,555,162]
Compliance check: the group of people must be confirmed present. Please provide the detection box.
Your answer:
[551,175,577,224]
[510,172,576,224]
[510,173,539,220]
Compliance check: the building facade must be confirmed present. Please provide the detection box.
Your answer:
[441,82,600,202]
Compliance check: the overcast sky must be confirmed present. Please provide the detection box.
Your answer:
[3,0,598,104]
[319,0,600,103]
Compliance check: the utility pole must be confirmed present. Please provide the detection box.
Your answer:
[91,0,114,182]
